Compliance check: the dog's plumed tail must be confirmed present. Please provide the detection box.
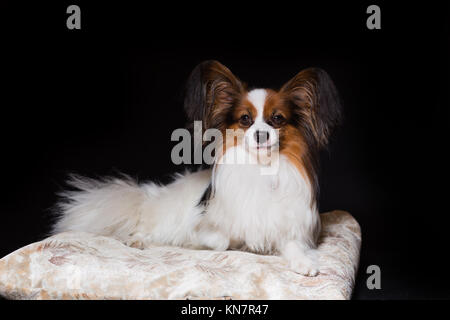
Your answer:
[53,175,146,241]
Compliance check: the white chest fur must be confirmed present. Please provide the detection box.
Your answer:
[205,146,319,254]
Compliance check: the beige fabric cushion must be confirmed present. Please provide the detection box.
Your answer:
[0,210,361,300]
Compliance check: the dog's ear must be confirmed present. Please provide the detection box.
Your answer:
[184,60,244,130]
[281,68,342,148]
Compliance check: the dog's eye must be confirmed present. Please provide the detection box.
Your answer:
[239,114,252,127]
[272,114,285,125]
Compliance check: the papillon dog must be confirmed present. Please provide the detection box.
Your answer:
[53,60,342,276]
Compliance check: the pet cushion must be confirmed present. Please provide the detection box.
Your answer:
[0,210,361,300]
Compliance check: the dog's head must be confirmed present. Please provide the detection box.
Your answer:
[184,60,342,200]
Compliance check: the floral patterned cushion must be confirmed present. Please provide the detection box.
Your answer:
[0,210,361,300]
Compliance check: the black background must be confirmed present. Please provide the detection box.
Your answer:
[0,1,449,300]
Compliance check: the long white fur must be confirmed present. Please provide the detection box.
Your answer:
[54,171,211,249]
[53,89,321,276]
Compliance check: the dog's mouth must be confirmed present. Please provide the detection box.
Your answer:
[253,143,279,152]
[247,143,279,162]
[246,144,272,153]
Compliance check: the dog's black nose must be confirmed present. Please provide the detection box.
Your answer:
[254,130,270,144]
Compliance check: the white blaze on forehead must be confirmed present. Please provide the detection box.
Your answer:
[245,89,278,149]
[247,89,267,122]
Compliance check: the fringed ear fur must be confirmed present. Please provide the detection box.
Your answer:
[281,68,342,148]
[184,60,244,131]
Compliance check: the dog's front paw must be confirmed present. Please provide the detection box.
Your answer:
[124,233,147,249]
[289,256,319,277]
[281,241,320,277]
[197,230,230,251]
[209,235,230,251]
[124,238,145,249]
